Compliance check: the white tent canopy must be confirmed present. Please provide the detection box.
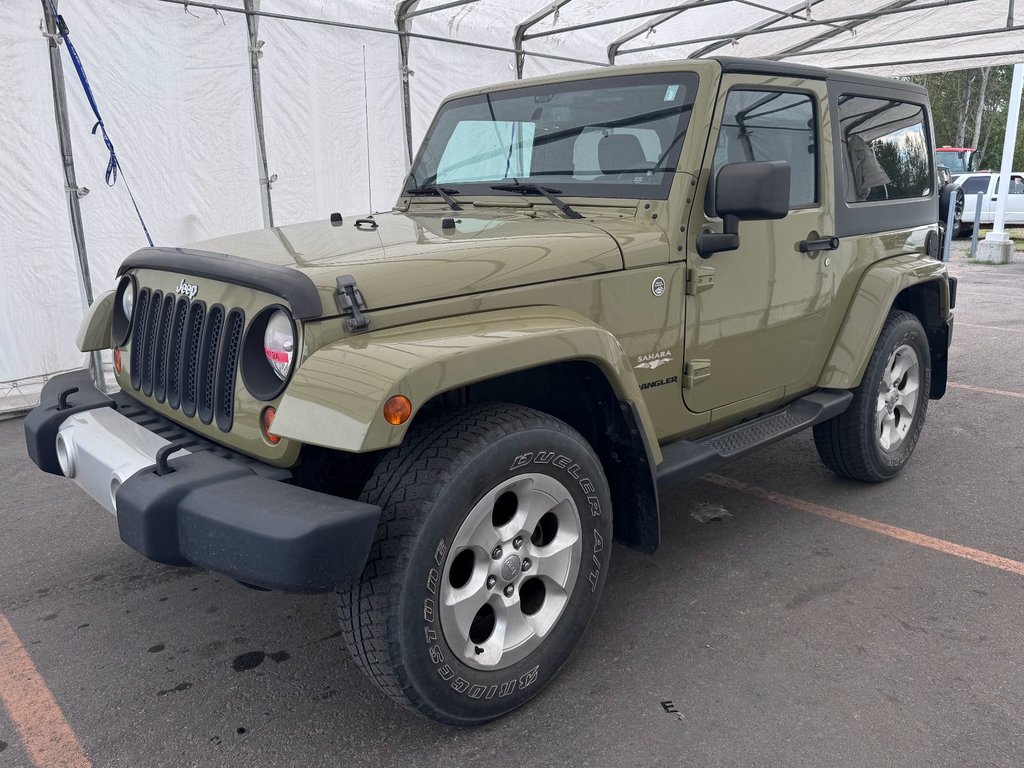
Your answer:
[2,0,1022,410]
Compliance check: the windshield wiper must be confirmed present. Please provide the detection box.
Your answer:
[489,183,583,220]
[406,184,463,211]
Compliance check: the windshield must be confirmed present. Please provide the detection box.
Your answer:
[406,72,699,200]
[936,149,971,174]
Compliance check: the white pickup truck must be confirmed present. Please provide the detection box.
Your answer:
[955,172,1024,235]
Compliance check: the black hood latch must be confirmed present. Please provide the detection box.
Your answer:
[335,275,370,333]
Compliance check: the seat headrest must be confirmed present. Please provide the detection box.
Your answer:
[598,134,650,175]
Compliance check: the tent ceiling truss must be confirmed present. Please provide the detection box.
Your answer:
[148,0,1022,228]
[157,0,1020,75]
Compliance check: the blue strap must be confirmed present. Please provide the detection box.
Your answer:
[47,0,154,247]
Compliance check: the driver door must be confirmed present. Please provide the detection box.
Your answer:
[683,76,837,416]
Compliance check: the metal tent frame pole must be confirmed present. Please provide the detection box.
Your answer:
[514,1,575,79]
[769,0,918,59]
[833,47,1024,70]
[244,0,275,228]
[981,62,1023,263]
[770,23,1024,60]
[157,0,604,170]
[607,5,698,65]
[612,0,976,58]
[396,0,419,168]
[41,0,105,392]
[689,0,829,59]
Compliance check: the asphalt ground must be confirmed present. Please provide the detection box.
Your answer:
[2,258,1023,768]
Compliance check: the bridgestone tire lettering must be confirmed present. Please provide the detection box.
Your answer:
[338,403,613,725]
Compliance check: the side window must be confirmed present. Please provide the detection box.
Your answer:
[1011,175,1024,194]
[959,176,990,195]
[712,89,818,208]
[838,96,932,203]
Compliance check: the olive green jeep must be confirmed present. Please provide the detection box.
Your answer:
[25,57,955,724]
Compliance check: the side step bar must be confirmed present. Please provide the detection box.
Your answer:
[656,389,853,492]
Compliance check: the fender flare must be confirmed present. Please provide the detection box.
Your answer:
[818,255,951,390]
[76,290,114,352]
[272,307,662,462]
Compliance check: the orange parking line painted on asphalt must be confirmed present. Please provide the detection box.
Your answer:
[0,613,91,768]
[957,322,1024,333]
[705,474,1024,578]
[948,382,1024,400]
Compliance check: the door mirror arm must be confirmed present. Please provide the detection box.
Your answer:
[696,215,740,259]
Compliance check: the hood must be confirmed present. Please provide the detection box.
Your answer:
[187,210,625,314]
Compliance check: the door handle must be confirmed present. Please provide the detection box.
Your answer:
[798,235,840,254]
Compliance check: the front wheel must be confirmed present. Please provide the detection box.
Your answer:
[814,310,931,482]
[339,403,613,724]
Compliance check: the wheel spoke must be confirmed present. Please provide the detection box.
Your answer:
[882,354,897,387]
[502,601,534,648]
[876,392,889,417]
[879,412,895,450]
[900,386,919,415]
[444,576,491,639]
[457,489,502,552]
[895,403,915,431]
[517,477,552,533]
[529,537,576,584]
[890,354,909,384]
[886,416,901,448]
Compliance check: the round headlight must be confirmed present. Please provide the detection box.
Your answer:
[121,280,134,319]
[263,310,294,381]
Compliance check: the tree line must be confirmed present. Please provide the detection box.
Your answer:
[912,66,1024,170]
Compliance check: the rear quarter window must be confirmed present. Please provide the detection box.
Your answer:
[838,95,932,203]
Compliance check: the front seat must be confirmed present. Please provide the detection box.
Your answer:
[598,133,653,177]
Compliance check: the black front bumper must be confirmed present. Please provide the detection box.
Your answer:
[24,370,381,593]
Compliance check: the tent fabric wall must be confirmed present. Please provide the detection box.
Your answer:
[2,0,1023,412]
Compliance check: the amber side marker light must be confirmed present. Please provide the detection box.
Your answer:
[261,406,281,444]
[383,396,412,426]
[113,347,122,374]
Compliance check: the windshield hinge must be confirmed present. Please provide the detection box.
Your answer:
[335,275,370,333]
[685,266,715,295]
[682,360,711,388]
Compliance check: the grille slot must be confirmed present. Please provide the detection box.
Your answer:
[180,301,207,418]
[215,309,245,432]
[129,288,151,391]
[197,305,225,425]
[127,287,251,433]
[153,293,175,403]
[165,298,189,409]
[140,290,163,396]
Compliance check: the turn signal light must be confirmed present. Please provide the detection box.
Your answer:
[113,347,122,374]
[261,406,281,444]
[383,395,412,426]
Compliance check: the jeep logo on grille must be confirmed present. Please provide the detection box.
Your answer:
[175,279,198,300]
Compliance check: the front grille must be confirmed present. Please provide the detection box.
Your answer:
[128,288,244,432]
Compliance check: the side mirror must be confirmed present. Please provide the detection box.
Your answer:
[697,161,792,258]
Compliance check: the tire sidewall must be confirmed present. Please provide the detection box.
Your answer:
[393,425,612,724]
[864,317,930,478]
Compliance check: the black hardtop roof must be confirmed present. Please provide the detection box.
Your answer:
[712,56,928,97]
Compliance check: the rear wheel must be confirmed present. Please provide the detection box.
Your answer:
[339,403,612,724]
[814,310,930,482]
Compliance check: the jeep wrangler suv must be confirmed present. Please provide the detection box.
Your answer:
[25,57,955,724]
